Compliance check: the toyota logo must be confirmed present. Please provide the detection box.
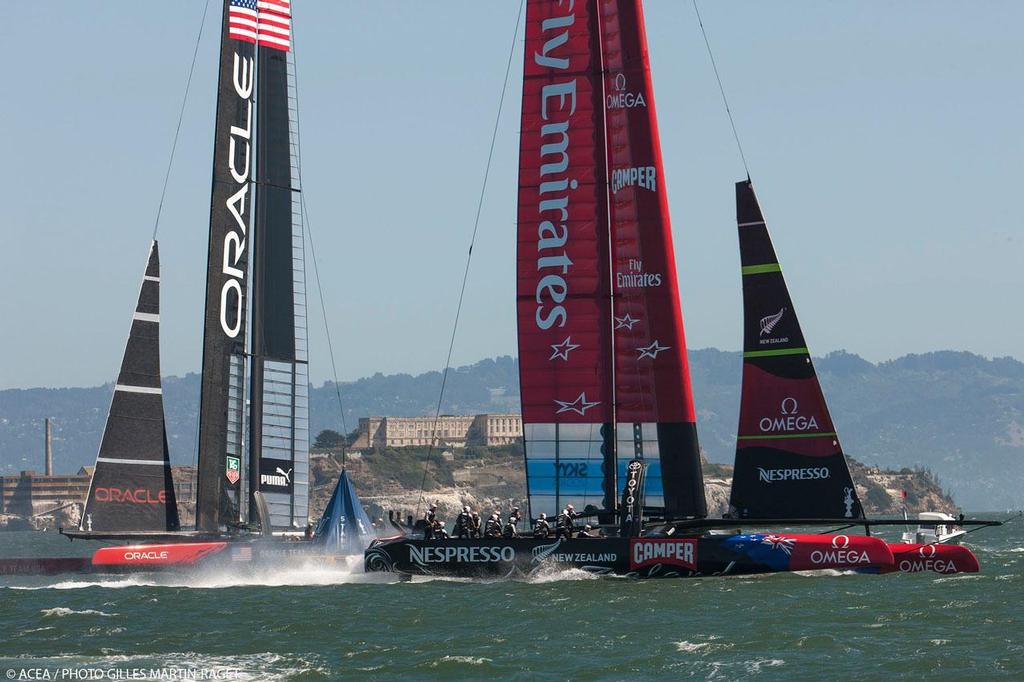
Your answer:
[919,544,937,558]
[831,534,850,549]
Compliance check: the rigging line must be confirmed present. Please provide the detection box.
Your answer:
[289,11,349,465]
[416,0,526,514]
[691,0,751,181]
[153,0,213,240]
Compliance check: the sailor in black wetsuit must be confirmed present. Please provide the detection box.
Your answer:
[507,507,522,535]
[423,503,438,540]
[502,514,519,538]
[533,512,551,538]
[431,518,449,539]
[454,506,472,539]
[556,504,577,539]
[470,512,482,538]
[484,512,503,538]
[577,524,598,538]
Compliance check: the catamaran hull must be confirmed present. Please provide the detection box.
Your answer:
[0,540,356,576]
[364,532,897,579]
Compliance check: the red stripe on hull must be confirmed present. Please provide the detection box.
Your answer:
[91,542,228,567]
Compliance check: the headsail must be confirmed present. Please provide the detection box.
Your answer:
[81,242,179,533]
[600,0,706,519]
[314,470,375,554]
[196,0,258,532]
[518,0,615,521]
[249,2,309,531]
[729,180,862,519]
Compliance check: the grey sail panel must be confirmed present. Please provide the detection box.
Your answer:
[81,242,179,533]
[249,24,309,531]
[195,0,257,532]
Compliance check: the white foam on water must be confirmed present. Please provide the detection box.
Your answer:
[4,555,403,590]
[429,655,492,667]
[40,607,116,617]
[522,565,602,583]
[2,651,328,681]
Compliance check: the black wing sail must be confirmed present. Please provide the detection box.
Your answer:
[195,0,258,532]
[248,17,310,531]
[81,241,179,532]
[728,181,863,519]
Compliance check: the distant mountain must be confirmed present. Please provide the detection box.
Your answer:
[1,350,1021,510]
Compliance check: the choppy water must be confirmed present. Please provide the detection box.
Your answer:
[1,518,1022,680]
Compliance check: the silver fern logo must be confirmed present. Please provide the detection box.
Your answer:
[759,308,786,337]
[532,539,563,563]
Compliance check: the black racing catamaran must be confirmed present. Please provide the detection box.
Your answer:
[363,0,995,580]
[0,0,373,575]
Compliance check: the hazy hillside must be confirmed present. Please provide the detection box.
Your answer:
[1,350,1021,510]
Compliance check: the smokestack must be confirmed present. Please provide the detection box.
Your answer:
[45,418,53,476]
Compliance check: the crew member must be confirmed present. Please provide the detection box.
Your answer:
[556,504,577,539]
[432,518,449,539]
[423,503,438,540]
[502,514,519,538]
[508,506,522,533]
[578,524,598,538]
[485,512,502,538]
[454,505,472,539]
[534,512,551,538]
[470,512,482,538]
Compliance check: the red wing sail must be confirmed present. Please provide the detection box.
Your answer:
[600,0,705,518]
[729,180,862,519]
[518,0,615,520]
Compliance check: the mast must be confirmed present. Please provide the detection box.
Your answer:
[517,0,615,522]
[249,0,308,530]
[81,242,179,533]
[195,0,259,532]
[599,0,706,520]
[729,180,863,519]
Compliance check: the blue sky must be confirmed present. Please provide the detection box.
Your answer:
[1,1,1021,389]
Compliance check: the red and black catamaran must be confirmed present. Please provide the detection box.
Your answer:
[1,0,374,577]
[363,0,994,579]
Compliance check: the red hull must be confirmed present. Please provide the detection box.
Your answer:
[91,542,229,567]
[882,543,980,574]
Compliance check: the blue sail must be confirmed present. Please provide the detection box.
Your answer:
[313,470,376,554]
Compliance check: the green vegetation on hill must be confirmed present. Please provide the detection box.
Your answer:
[2,350,1020,509]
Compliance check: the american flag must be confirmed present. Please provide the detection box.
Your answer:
[228,0,291,52]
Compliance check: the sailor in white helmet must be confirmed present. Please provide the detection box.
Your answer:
[556,504,578,539]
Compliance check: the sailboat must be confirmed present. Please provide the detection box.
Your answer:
[42,0,374,570]
[363,0,995,579]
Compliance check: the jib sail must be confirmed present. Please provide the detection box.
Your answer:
[600,0,706,519]
[314,470,375,554]
[249,1,309,531]
[81,242,179,533]
[518,0,616,521]
[729,180,862,519]
[195,0,259,532]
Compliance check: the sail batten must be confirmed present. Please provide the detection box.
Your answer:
[729,180,863,520]
[81,241,179,533]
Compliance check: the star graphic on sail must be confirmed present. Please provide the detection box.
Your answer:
[554,393,601,416]
[549,336,581,361]
[636,340,670,359]
[614,314,641,330]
